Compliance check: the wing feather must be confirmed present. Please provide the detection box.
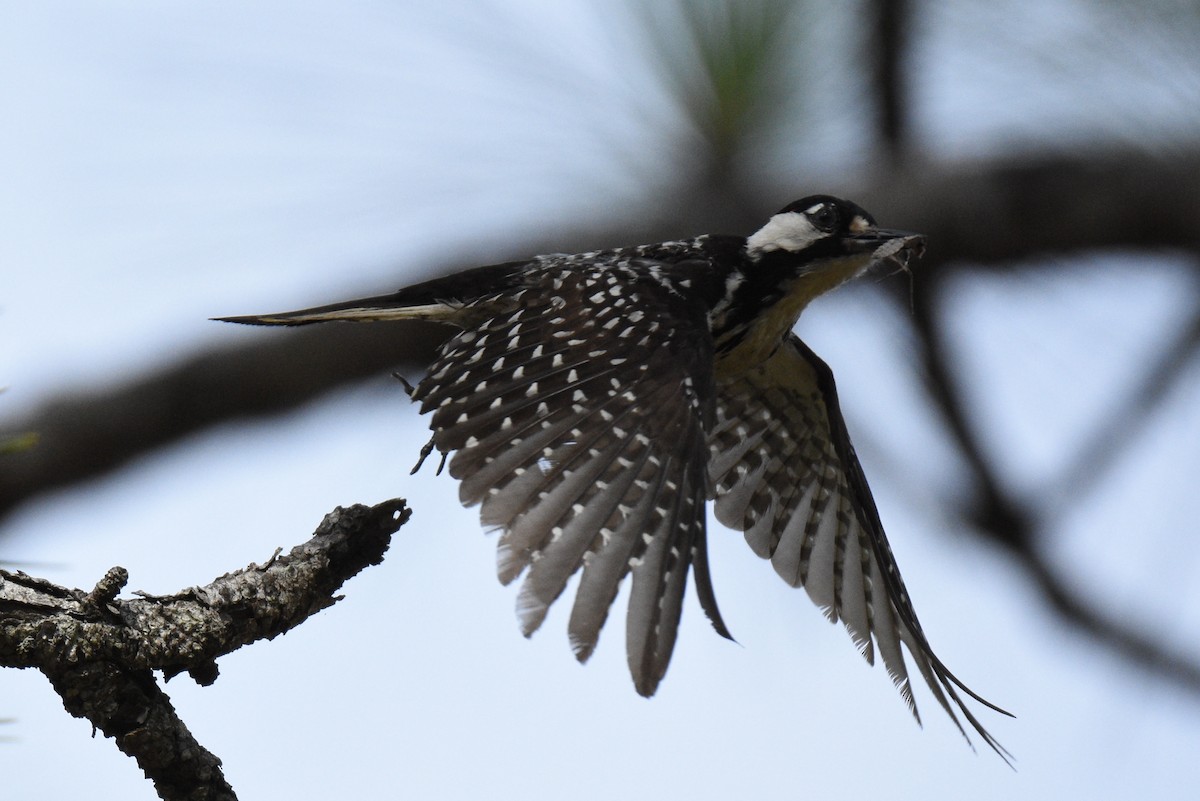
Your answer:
[568,447,670,664]
[711,334,1010,761]
[491,369,687,584]
[838,500,873,660]
[514,430,636,634]
[411,257,729,695]
[510,374,687,629]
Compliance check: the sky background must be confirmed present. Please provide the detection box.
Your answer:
[4,2,1200,799]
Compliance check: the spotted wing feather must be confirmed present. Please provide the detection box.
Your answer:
[709,334,1010,761]
[412,257,730,696]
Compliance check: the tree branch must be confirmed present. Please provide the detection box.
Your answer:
[0,498,410,801]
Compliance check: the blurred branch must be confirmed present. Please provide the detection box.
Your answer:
[908,271,1035,554]
[1,386,38,456]
[867,0,912,159]
[0,432,38,456]
[5,149,1198,528]
[908,271,1200,695]
[862,151,1200,265]
[0,498,408,801]
[0,321,443,526]
[1049,292,1200,512]
[1024,549,1200,693]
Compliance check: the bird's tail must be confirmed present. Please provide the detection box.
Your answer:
[213,294,450,326]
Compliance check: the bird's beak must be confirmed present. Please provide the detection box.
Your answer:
[846,228,926,269]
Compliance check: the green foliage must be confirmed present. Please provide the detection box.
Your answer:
[0,431,37,456]
[638,0,811,179]
[0,388,37,455]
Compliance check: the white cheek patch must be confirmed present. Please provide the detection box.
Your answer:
[746,212,825,254]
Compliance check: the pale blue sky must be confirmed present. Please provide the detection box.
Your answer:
[3,2,1200,799]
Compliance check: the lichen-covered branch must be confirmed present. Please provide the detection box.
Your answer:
[0,498,410,801]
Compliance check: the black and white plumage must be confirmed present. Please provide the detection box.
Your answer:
[218,195,1011,760]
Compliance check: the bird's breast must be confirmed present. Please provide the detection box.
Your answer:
[710,261,863,379]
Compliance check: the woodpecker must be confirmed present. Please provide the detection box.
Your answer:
[218,195,1010,759]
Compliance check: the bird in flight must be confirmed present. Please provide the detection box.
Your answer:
[218,195,1010,760]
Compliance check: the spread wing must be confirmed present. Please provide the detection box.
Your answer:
[411,259,731,696]
[709,334,1011,761]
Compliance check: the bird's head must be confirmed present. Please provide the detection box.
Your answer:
[745,195,924,287]
[708,195,925,361]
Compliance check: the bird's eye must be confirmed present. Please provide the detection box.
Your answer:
[806,204,838,232]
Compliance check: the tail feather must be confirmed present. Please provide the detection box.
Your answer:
[213,296,452,326]
[214,261,532,326]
